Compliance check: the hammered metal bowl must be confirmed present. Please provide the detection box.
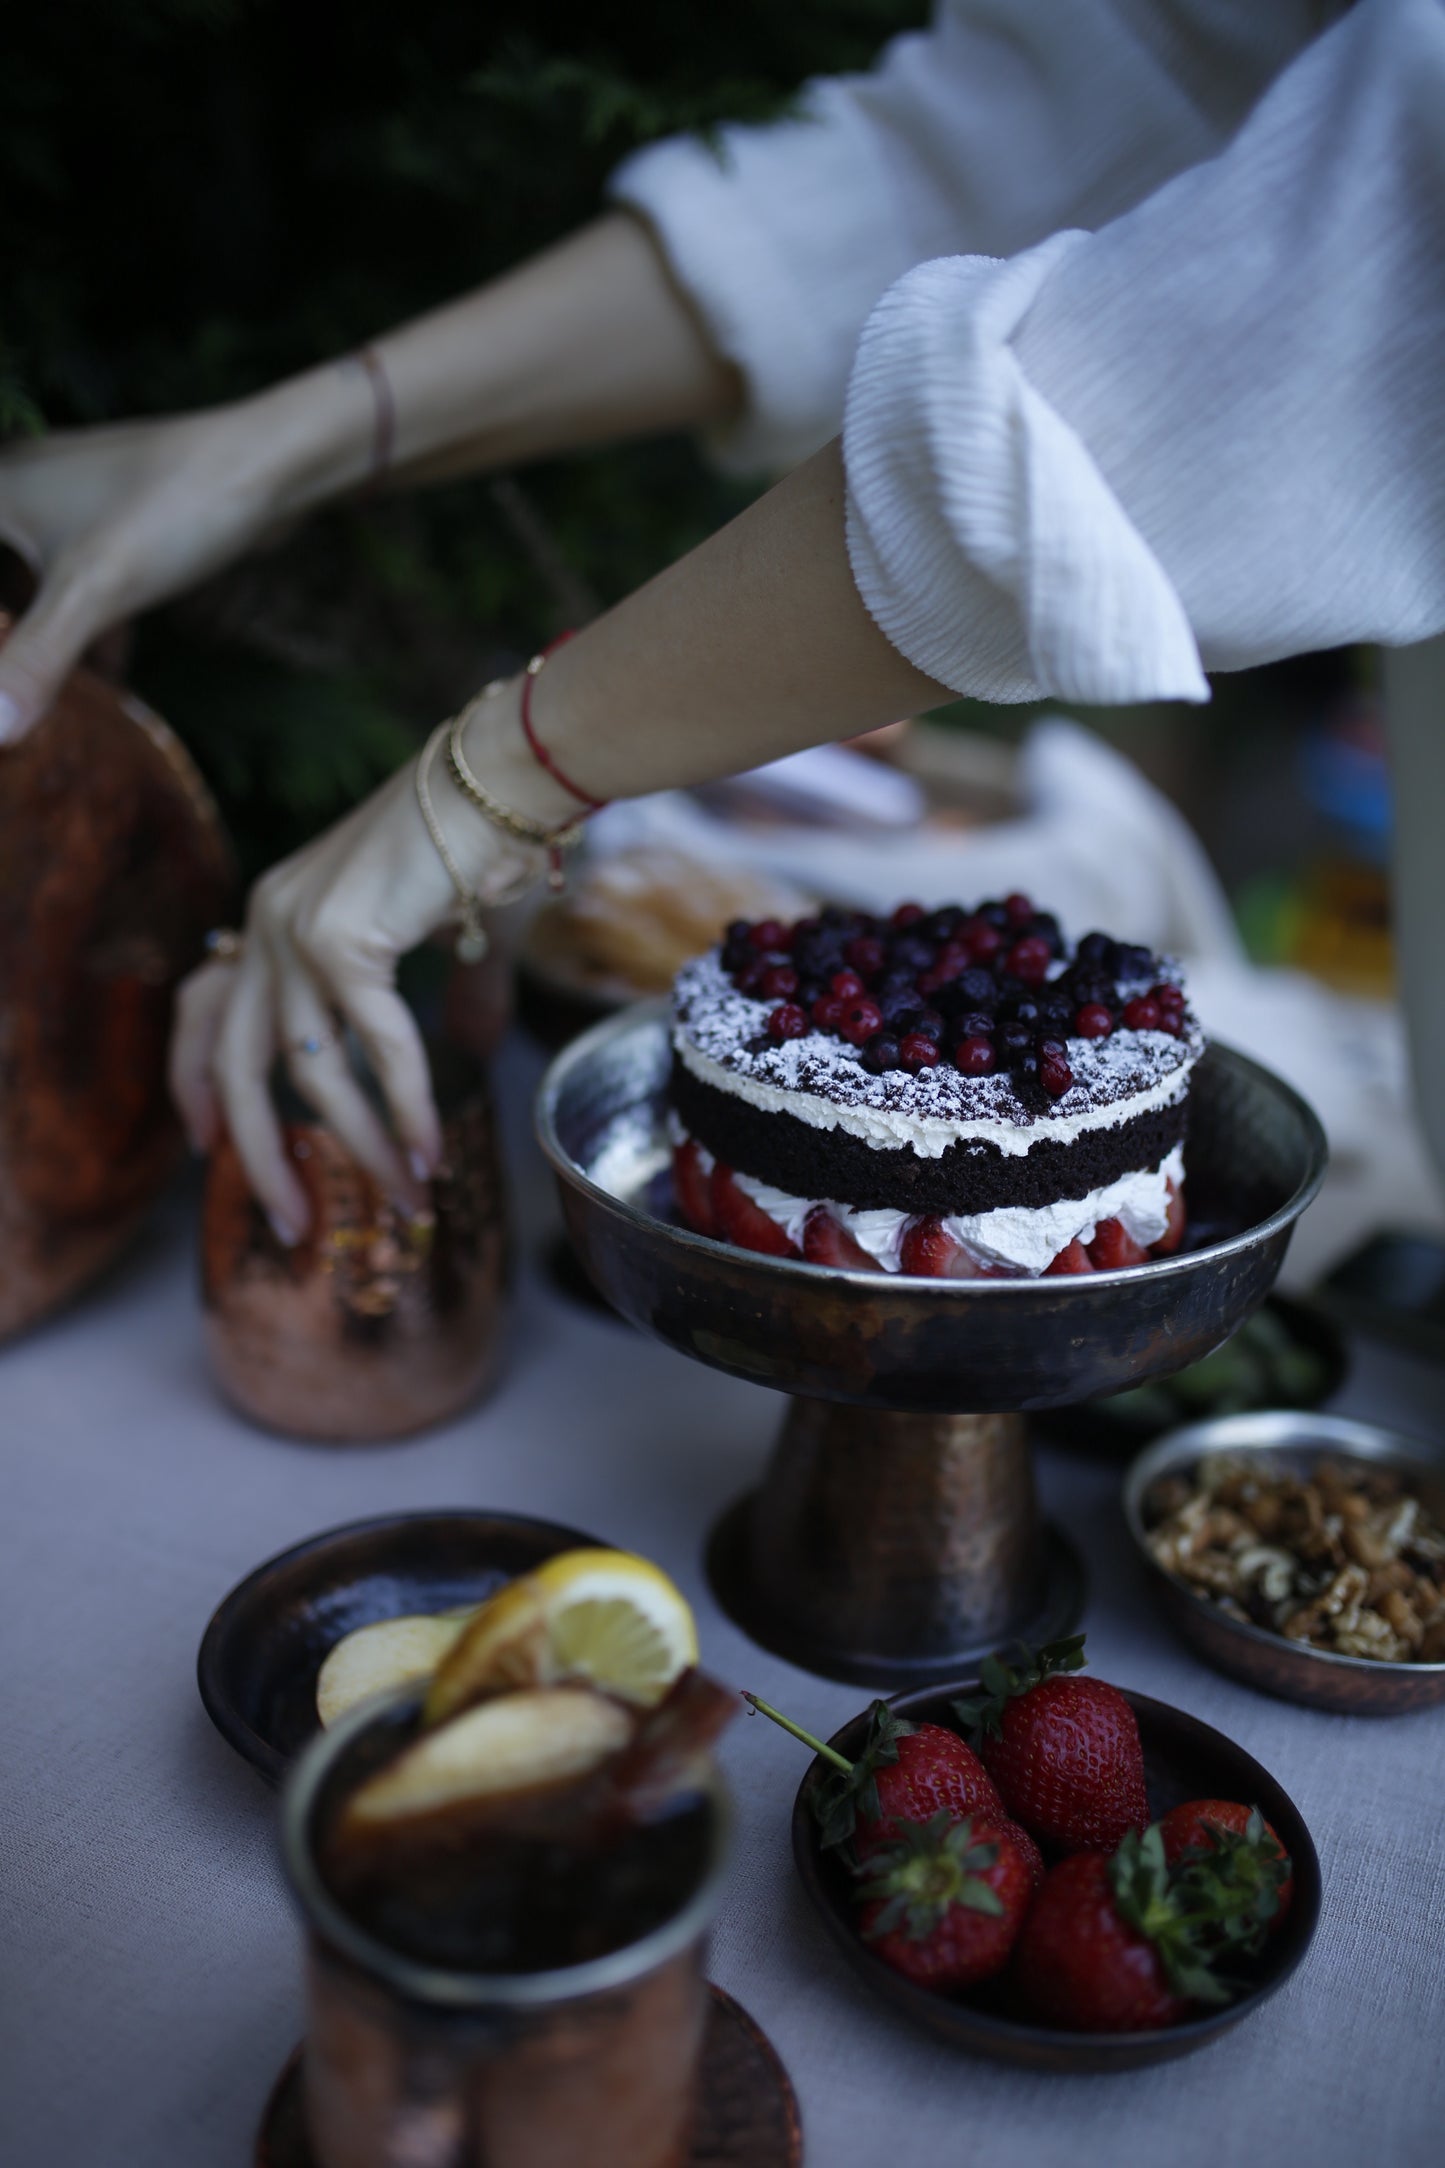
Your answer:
[791,1679,1321,2072]
[1125,1412,1445,1713]
[535,1004,1327,1414]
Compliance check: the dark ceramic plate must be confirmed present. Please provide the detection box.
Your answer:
[1036,1295,1349,1456]
[198,1508,600,1784]
[791,1680,1321,2072]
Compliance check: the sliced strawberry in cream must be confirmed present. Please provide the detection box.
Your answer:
[1087,1217,1150,1269]
[671,1139,717,1236]
[710,1166,801,1258]
[1045,1238,1096,1275]
[1150,1180,1186,1256]
[801,1207,877,1270]
[900,1215,986,1278]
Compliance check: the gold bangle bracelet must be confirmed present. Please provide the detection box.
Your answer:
[414,723,492,962]
[446,693,586,893]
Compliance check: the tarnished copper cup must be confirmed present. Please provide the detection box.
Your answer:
[0,619,233,1341]
[201,1044,509,1442]
[280,1688,731,2168]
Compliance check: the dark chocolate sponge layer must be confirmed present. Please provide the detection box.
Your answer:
[672,1057,1187,1215]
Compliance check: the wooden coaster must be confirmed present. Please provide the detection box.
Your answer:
[257,1980,802,2166]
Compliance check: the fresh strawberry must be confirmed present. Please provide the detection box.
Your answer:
[1045,1238,1095,1276]
[856,1812,1034,1991]
[744,1694,1002,1852]
[1002,1817,1046,1888]
[1012,1817,1290,2031]
[900,1216,970,1278]
[899,1217,1007,1278]
[1088,1218,1150,1269]
[954,1637,1148,1855]
[1158,1800,1293,1929]
[709,1166,799,1259]
[671,1139,716,1236]
[1011,1843,1192,2032]
[1150,1180,1186,1256]
[802,1207,877,1271]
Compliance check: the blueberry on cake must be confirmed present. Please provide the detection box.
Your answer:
[668,897,1200,1277]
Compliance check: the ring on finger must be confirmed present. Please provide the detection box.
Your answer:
[290,1026,341,1059]
[204,927,246,964]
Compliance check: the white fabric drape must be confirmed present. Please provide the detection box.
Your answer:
[612,0,1342,480]
[613,0,1445,706]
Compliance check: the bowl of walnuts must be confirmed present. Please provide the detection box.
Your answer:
[1125,1411,1445,1713]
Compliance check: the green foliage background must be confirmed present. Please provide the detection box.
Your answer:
[2,0,924,876]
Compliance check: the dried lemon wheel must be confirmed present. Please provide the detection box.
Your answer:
[425,1548,697,1726]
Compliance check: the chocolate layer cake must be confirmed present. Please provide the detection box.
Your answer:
[668,897,1202,1277]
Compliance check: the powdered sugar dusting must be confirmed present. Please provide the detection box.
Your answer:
[672,951,1201,1161]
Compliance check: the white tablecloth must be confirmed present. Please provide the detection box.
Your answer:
[2,1039,1442,2167]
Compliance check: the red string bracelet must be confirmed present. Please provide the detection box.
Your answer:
[520,631,610,814]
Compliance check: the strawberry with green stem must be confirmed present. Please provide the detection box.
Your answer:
[953,1635,1148,1855]
[1012,1818,1291,2032]
[1158,1801,1294,1936]
[744,1692,1003,1853]
[856,1811,1035,1991]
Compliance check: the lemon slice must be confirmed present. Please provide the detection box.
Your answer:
[425,1548,697,1727]
[341,1686,632,1831]
[316,1606,478,1729]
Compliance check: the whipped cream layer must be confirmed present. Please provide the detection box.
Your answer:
[679,1122,1183,1277]
[673,951,1200,1161]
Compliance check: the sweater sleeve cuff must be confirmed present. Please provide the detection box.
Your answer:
[843,244,1211,706]
[609,97,917,477]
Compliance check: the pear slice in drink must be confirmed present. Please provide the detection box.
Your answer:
[337,1686,634,1842]
[316,1606,478,1729]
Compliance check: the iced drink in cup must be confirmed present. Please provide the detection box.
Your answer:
[280,1671,734,2168]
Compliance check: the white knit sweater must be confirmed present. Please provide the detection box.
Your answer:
[612,0,1445,706]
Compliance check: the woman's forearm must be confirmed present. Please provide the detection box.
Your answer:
[462,437,948,831]
[257,212,741,518]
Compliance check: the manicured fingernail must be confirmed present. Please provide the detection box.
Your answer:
[408,1149,433,1185]
[267,1209,301,1248]
[0,692,24,744]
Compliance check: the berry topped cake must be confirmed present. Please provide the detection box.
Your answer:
[668,897,1201,1277]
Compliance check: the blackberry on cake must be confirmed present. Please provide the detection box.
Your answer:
[668,897,1202,1279]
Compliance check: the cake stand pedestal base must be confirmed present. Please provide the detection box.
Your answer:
[707,1400,1086,1687]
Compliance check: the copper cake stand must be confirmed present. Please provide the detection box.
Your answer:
[536,1004,1326,1686]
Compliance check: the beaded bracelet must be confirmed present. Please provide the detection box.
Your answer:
[445,687,587,894]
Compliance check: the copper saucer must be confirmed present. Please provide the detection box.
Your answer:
[256,1981,802,2167]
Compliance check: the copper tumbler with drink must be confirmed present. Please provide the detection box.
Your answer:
[280,1679,733,2168]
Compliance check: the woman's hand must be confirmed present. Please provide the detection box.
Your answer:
[168,730,543,1241]
[0,382,366,743]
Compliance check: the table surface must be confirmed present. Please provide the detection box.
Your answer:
[3,1038,1443,2168]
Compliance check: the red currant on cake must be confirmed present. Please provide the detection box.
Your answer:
[896,1032,939,1072]
[766,1003,809,1041]
[670,899,1197,1279]
[955,1035,997,1076]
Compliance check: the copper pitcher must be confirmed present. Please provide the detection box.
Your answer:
[0,622,233,1341]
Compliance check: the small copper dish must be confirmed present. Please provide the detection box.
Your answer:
[1125,1412,1445,1714]
[790,1681,1321,2073]
[197,1508,599,1783]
